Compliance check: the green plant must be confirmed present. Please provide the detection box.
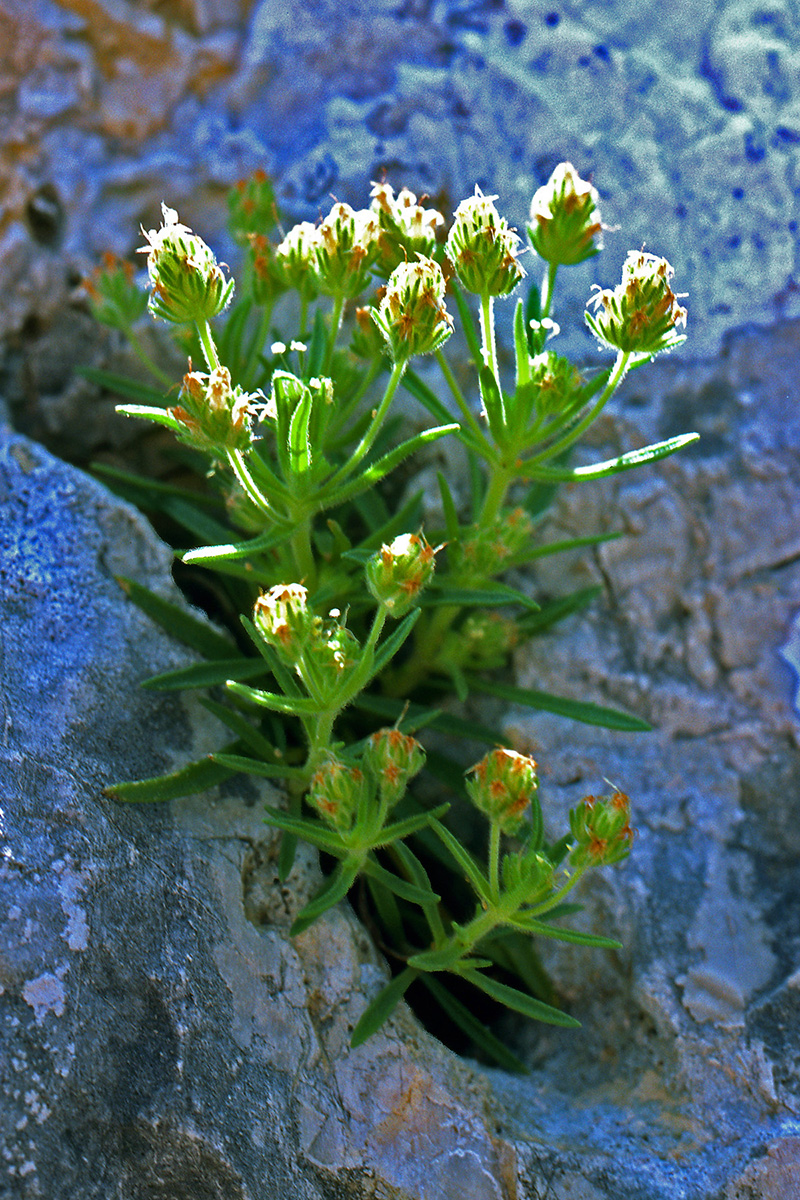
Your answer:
[84,164,694,1069]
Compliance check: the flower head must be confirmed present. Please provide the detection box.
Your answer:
[569,789,634,868]
[466,748,538,834]
[168,364,253,456]
[370,181,445,276]
[528,163,603,266]
[364,728,426,808]
[371,256,453,362]
[366,532,435,616]
[139,204,234,325]
[586,251,687,357]
[314,201,380,298]
[446,187,525,297]
[307,755,368,832]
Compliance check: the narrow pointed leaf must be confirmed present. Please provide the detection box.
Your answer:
[226,680,322,717]
[80,366,168,405]
[513,298,531,389]
[371,802,450,850]
[478,363,507,441]
[362,857,441,906]
[527,433,700,482]
[450,282,484,365]
[508,914,622,948]
[142,657,267,692]
[290,860,361,936]
[200,697,283,760]
[321,424,459,509]
[419,974,528,1073]
[116,403,184,431]
[517,585,602,636]
[182,526,287,565]
[288,383,313,474]
[460,971,581,1027]
[115,576,234,660]
[368,609,421,678]
[211,752,305,782]
[429,818,491,902]
[422,583,539,610]
[262,807,346,855]
[353,489,423,552]
[467,676,651,732]
[106,749,237,803]
[436,472,460,542]
[350,967,418,1047]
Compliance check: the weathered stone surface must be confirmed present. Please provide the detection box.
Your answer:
[2,0,800,362]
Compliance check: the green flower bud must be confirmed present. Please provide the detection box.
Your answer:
[528,162,603,267]
[227,169,278,244]
[371,256,453,362]
[569,790,634,869]
[451,507,535,578]
[350,303,386,359]
[446,187,525,297]
[253,583,314,664]
[366,532,435,617]
[168,364,253,456]
[307,755,368,832]
[364,727,426,808]
[308,617,361,693]
[275,221,321,300]
[83,252,148,331]
[501,849,554,903]
[526,351,583,419]
[465,748,538,835]
[314,202,380,298]
[139,204,234,325]
[370,181,445,276]
[585,251,687,357]
[446,611,519,670]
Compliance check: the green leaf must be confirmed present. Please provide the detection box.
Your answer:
[211,752,306,782]
[419,974,528,1073]
[478,931,555,1005]
[262,807,346,855]
[460,971,581,1027]
[350,967,418,1047]
[509,914,622,948]
[116,403,183,432]
[351,694,504,746]
[527,433,700,482]
[509,531,622,568]
[142,657,267,692]
[450,282,484,366]
[182,526,287,565]
[79,366,168,405]
[321,424,459,509]
[306,307,328,377]
[478,363,507,442]
[288,381,313,474]
[239,616,303,697]
[517,585,602,636]
[199,698,283,760]
[362,857,441,906]
[370,803,450,850]
[429,819,491,903]
[513,297,531,389]
[409,946,493,971]
[226,680,322,717]
[436,472,460,543]
[422,582,539,611]
[467,676,651,732]
[290,860,361,936]
[369,609,421,679]
[365,875,406,947]
[106,750,237,803]
[351,489,424,552]
[115,576,235,660]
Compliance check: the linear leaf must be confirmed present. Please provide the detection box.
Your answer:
[321,424,459,508]
[422,583,539,611]
[182,527,287,565]
[429,819,491,903]
[369,609,421,679]
[350,967,418,1047]
[467,676,651,732]
[142,657,267,691]
[211,753,305,782]
[450,282,483,365]
[509,914,622,948]
[362,857,441,906]
[80,366,168,405]
[290,860,361,936]
[262,807,346,855]
[436,471,460,542]
[226,680,322,716]
[200,698,281,760]
[526,433,700,482]
[419,974,528,1073]
[517,585,602,636]
[115,576,234,660]
[106,751,236,803]
[116,403,183,431]
[370,802,450,850]
[461,971,581,1027]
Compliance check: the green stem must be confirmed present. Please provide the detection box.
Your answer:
[195,317,221,371]
[479,293,498,382]
[489,822,502,905]
[226,448,282,522]
[434,348,494,455]
[525,350,631,469]
[540,262,558,320]
[478,462,514,527]
[326,359,405,488]
[126,330,174,387]
[290,514,316,588]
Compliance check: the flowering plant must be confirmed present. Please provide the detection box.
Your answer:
[84,164,693,1067]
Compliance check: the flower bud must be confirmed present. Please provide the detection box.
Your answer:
[314,202,380,298]
[350,303,386,359]
[275,221,321,300]
[309,618,361,692]
[451,507,535,578]
[307,755,367,832]
[227,169,278,244]
[528,162,603,266]
[526,351,583,420]
[465,748,538,834]
[139,204,234,325]
[253,583,314,664]
[168,364,253,456]
[585,251,687,357]
[83,252,148,331]
[501,849,554,902]
[366,532,435,617]
[370,181,445,276]
[569,790,634,869]
[371,256,453,362]
[446,187,525,297]
[364,728,426,808]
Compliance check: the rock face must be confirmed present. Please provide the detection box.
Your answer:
[3,317,800,1198]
